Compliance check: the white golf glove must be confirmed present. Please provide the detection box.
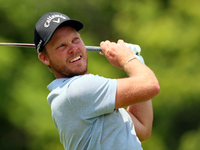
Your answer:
[125,43,145,64]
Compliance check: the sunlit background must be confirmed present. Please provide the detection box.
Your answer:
[0,0,200,149]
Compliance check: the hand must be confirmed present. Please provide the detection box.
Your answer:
[100,39,135,69]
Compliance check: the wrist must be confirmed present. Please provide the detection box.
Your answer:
[123,56,137,69]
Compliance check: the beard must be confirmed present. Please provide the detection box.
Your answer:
[49,57,88,78]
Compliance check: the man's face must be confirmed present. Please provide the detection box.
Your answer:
[41,26,88,78]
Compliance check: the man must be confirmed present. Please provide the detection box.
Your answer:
[34,12,160,150]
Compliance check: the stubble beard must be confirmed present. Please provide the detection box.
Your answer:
[49,58,88,78]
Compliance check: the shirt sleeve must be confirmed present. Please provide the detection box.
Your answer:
[66,74,117,120]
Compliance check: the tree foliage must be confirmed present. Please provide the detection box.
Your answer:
[0,0,200,149]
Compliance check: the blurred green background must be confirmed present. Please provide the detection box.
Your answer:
[0,0,200,149]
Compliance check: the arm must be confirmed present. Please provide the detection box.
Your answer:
[100,40,160,140]
[126,100,153,141]
[100,40,160,107]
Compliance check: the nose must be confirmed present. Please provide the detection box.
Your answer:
[68,45,78,54]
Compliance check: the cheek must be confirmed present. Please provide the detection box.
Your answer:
[82,52,88,62]
[49,51,66,62]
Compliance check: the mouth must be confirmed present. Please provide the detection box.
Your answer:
[69,56,82,63]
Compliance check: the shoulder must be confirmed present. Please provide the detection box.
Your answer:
[68,74,117,93]
[69,74,116,86]
[66,74,117,101]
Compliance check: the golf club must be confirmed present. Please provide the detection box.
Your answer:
[0,42,102,52]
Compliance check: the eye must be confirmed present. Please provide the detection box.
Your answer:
[73,37,79,42]
[56,44,65,50]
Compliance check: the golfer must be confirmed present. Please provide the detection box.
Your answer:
[34,12,160,150]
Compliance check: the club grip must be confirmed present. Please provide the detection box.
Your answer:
[86,46,102,52]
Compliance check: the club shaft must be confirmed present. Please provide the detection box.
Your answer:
[0,43,102,52]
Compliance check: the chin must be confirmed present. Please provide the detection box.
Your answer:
[66,68,88,77]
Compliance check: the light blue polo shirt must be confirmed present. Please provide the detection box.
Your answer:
[47,74,142,150]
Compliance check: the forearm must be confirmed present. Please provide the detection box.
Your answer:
[126,100,153,141]
[115,59,159,108]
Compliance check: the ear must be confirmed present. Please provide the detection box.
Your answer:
[38,53,50,66]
